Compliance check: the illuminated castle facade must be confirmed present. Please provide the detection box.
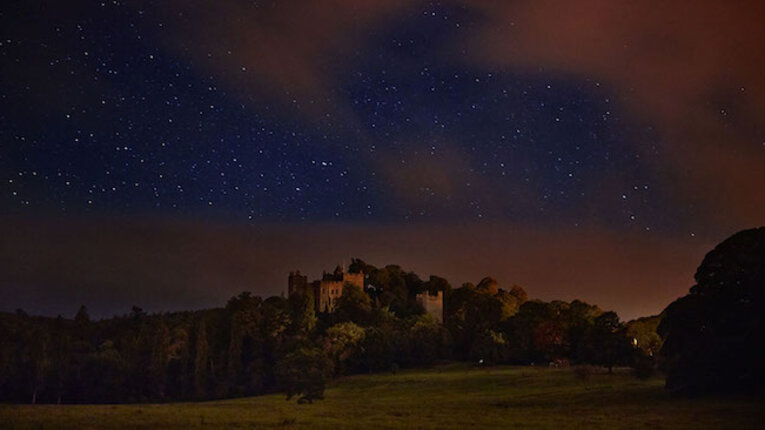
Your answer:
[288,266,364,313]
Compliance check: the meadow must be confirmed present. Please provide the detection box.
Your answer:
[0,364,761,429]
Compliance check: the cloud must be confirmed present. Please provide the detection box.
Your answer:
[463,0,765,227]
[377,143,483,216]
[141,0,411,117]
[374,141,543,219]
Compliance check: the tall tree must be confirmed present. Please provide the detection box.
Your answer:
[275,347,333,404]
[659,227,765,394]
[334,284,372,325]
[587,311,630,373]
[193,319,210,399]
[26,326,50,404]
[288,290,316,336]
[149,322,171,400]
[50,316,72,404]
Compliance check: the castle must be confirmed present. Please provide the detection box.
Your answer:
[288,266,364,313]
[288,266,443,323]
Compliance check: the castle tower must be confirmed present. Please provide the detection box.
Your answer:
[416,290,444,323]
[288,270,308,296]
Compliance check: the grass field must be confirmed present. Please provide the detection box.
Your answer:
[0,364,761,429]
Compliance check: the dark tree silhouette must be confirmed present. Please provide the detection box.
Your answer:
[659,227,765,394]
[193,319,210,399]
[275,347,333,404]
[587,311,631,373]
[334,284,372,325]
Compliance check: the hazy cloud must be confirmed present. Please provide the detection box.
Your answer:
[464,0,765,226]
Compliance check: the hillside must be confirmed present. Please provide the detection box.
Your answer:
[1,365,760,429]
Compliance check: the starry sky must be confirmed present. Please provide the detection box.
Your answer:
[1,1,763,320]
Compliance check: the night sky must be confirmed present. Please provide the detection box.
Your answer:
[1,1,763,320]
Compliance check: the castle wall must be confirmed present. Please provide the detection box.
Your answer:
[317,280,344,312]
[288,271,308,296]
[342,272,364,289]
[416,290,444,323]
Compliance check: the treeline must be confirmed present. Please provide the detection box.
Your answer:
[0,259,654,404]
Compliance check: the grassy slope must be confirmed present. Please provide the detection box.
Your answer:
[0,365,761,429]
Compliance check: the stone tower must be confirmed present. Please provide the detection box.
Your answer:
[288,270,308,296]
[416,290,444,323]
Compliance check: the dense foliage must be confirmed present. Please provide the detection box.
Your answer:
[0,259,640,404]
[659,227,765,394]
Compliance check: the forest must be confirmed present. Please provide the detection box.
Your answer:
[0,259,651,404]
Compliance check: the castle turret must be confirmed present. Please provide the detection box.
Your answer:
[416,290,444,323]
[288,270,308,296]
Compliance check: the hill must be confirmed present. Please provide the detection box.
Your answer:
[0,364,760,429]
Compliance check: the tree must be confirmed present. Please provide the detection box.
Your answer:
[26,326,50,404]
[659,227,765,394]
[79,340,126,403]
[508,285,529,304]
[567,300,603,363]
[495,290,522,320]
[587,311,631,373]
[193,319,210,399]
[446,280,529,361]
[470,330,507,364]
[334,284,372,325]
[225,292,264,395]
[626,315,663,357]
[533,319,567,361]
[255,297,290,391]
[358,309,398,372]
[501,300,554,363]
[148,322,171,400]
[50,316,72,404]
[408,314,448,365]
[288,290,316,336]
[275,347,333,403]
[368,265,409,314]
[74,305,90,325]
[348,258,376,275]
[476,277,499,295]
[324,322,365,375]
